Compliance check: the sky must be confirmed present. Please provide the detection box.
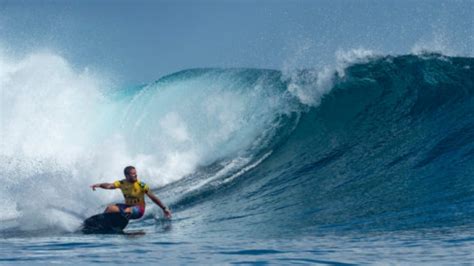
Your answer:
[0,0,473,85]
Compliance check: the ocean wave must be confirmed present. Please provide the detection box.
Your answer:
[1,52,473,235]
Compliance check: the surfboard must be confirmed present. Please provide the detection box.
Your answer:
[82,212,129,234]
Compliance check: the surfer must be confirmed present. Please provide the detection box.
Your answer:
[90,166,172,219]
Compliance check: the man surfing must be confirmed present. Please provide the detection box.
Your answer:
[90,166,172,220]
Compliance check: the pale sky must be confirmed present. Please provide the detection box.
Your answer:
[1,0,472,85]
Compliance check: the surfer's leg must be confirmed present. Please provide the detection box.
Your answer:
[104,204,121,213]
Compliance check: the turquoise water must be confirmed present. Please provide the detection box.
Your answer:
[1,53,473,264]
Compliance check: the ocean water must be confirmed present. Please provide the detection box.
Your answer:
[1,53,473,264]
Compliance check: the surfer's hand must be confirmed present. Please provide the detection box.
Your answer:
[91,184,98,191]
[163,207,172,219]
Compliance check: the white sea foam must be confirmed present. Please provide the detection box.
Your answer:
[283,48,376,107]
[0,51,121,231]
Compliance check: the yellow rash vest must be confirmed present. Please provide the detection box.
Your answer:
[113,179,150,206]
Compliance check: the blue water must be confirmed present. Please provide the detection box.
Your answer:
[1,53,474,264]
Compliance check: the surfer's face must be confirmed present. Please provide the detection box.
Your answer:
[126,169,138,182]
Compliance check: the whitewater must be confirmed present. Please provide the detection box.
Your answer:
[1,50,473,264]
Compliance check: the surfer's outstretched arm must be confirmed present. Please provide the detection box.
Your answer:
[146,191,172,218]
[90,183,116,190]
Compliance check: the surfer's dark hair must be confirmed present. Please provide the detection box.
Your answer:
[124,166,136,176]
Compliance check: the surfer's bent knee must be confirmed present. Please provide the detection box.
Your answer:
[105,204,120,213]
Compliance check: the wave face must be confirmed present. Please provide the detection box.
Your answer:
[1,53,473,237]
[165,54,474,238]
